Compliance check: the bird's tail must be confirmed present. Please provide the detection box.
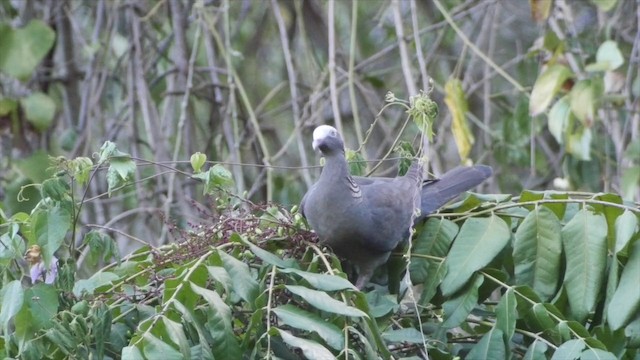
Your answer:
[419,165,492,216]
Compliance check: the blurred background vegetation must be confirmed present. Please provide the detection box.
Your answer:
[1,0,638,253]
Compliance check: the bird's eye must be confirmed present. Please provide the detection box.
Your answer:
[331,130,337,137]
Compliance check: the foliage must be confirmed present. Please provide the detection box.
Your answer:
[0,0,639,359]
[1,147,639,358]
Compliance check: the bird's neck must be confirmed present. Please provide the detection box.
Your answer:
[320,152,351,182]
[320,152,362,198]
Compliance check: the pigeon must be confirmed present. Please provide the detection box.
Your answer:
[300,125,492,289]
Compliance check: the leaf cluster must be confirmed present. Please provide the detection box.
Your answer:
[1,148,639,359]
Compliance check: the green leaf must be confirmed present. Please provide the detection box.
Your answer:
[548,96,571,144]
[285,285,366,317]
[190,283,241,358]
[604,255,619,325]
[441,215,511,296]
[345,149,367,176]
[44,321,76,355]
[513,206,562,300]
[614,210,638,253]
[527,303,556,331]
[169,301,211,356]
[529,64,572,116]
[347,293,391,357]
[567,127,592,161]
[14,313,36,356]
[204,164,234,193]
[41,177,70,201]
[393,141,416,176]
[570,79,603,125]
[276,328,336,360]
[143,333,183,360]
[190,152,207,173]
[561,209,607,322]
[279,268,355,291]
[593,193,624,250]
[0,20,55,80]
[542,30,561,51]
[442,275,483,329]
[548,192,569,220]
[408,90,438,141]
[626,316,640,348]
[551,339,584,360]
[0,97,18,116]
[466,328,505,360]
[91,302,112,359]
[122,346,144,359]
[206,266,232,294]
[106,167,125,196]
[0,280,24,328]
[519,190,545,208]
[478,268,508,303]
[218,251,259,307]
[110,156,136,181]
[501,98,531,162]
[272,305,344,350]
[24,283,58,330]
[72,157,93,185]
[84,231,119,267]
[580,348,617,360]
[607,240,640,330]
[496,288,517,341]
[451,193,512,213]
[590,0,617,11]
[592,326,626,356]
[523,340,548,360]
[513,193,563,224]
[20,92,56,131]
[161,316,190,358]
[72,271,119,297]
[557,320,590,341]
[240,237,298,269]
[33,206,71,268]
[0,226,25,267]
[410,218,458,283]
[105,150,135,196]
[15,150,50,183]
[60,128,78,151]
[621,166,640,200]
[365,291,398,318]
[97,141,117,164]
[382,328,426,344]
[418,259,447,306]
[586,40,624,71]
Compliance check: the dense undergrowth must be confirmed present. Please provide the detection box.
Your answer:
[0,141,638,359]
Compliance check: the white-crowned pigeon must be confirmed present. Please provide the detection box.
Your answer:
[300,125,492,289]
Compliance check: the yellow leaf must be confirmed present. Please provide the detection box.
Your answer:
[529,64,572,116]
[570,79,603,126]
[529,0,552,22]
[445,79,474,162]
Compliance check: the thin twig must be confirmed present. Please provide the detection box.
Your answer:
[392,0,417,96]
[270,0,313,188]
[327,0,344,136]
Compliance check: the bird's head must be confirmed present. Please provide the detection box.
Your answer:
[312,125,344,156]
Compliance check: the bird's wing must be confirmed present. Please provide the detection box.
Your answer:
[299,182,317,218]
[356,176,421,252]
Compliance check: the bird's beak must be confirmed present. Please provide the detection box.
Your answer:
[312,139,321,152]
